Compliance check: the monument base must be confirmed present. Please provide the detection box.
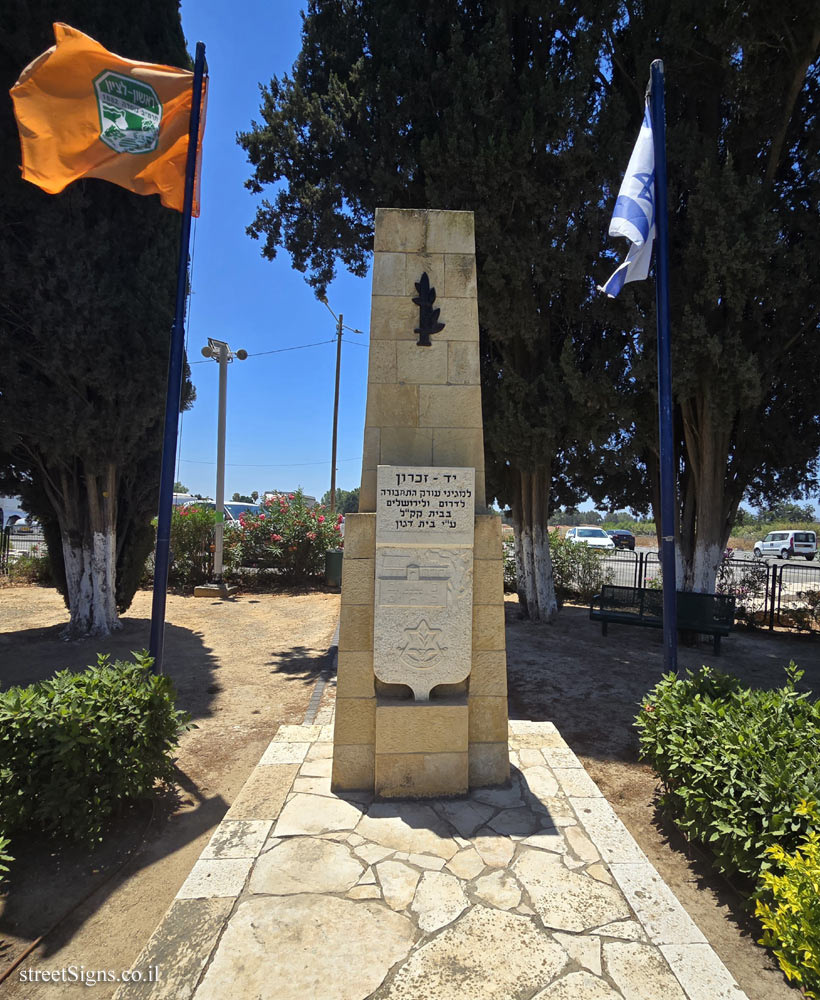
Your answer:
[193,582,238,599]
[374,698,468,799]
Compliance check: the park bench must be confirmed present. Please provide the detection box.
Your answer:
[589,584,735,654]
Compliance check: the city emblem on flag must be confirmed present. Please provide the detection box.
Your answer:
[94,71,162,154]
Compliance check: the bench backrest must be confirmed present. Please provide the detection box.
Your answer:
[599,584,735,627]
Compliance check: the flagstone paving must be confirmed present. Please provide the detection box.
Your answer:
[113,719,748,1000]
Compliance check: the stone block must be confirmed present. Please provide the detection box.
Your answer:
[333,697,376,745]
[111,898,233,1000]
[474,515,502,559]
[374,208,426,253]
[370,295,419,342]
[425,210,475,254]
[396,340,447,384]
[362,426,381,474]
[444,254,478,298]
[375,699,468,755]
[340,558,374,606]
[431,296,479,341]
[368,341,397,383]
[225,764,299,822]
[473,558,504,606]
[338,604,374,651]
[469,650,508,696]
[380,427,433,466]
[375,751,468,798]
[472,603,506,651]
[418,385,483,428]
[403,253,445,297]
[432,427,484,471]
[372,251,407,296]
[359,469,377,512]
[336,651,376,699]
[469,695,509,743]
[366,383,419,427]
[447,341,480,385]
[331,744,375,791]
[469,742,510,787]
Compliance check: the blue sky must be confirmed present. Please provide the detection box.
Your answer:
[176,1,371,503]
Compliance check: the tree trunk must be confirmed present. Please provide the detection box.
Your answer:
[512,465,557,622]
[56,463,121,638]
[654,399,739,595]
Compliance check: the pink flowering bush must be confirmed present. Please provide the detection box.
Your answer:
[226,490,341,581]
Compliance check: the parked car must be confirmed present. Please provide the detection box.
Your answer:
[753,530,816,561]
[223,502,261,522]
[182,500,261,523]
[565,526,615,550]
[607,529,636,551]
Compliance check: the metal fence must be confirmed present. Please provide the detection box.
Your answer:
[581,549,820,635]
[1,526,48,574]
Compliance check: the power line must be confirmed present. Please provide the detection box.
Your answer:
[190,338,337,364]
[179,456,362,468]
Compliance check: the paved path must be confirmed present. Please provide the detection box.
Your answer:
[114,715,747,1000]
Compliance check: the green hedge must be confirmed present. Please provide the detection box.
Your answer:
[0,652,189,845]
[635,663,820,880]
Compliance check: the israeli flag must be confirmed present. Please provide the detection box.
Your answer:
[598,107,656,298]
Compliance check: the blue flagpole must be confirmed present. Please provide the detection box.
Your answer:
[149,41,206,674]
[649,59,678,674]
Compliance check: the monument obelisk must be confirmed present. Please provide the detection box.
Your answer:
[332,208,509,798]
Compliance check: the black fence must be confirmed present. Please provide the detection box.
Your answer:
[590,550,820,634]
[1,526,48,574]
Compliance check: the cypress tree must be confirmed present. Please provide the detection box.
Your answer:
[0,2,194,635]
[239,0,628,620]
[602,2,820,590]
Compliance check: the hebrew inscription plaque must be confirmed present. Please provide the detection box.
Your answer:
[374,466,475,700]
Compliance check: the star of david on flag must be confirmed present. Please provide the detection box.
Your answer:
[598,107,656,297]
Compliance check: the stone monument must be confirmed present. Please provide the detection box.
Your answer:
[331,208,509,798]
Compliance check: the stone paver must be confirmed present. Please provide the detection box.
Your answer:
[410,870,468,931]
[603,940,688,1000]
[249,837,363,894]
[380,905,568,1000]
[273,791,365,836]
[176,858,253,899]
[114,718,750,1000]
[194,895,415,1000]
[200,820,272,860]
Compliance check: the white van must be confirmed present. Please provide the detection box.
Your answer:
[753,530,816,561]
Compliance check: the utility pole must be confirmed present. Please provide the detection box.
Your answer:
[329,311,343,515]
[320,298,363,515]
[196,337,247,597]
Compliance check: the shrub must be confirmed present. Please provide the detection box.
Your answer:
[0,651,189,842]
[549,529,611,604]
[169,504,215,587]
[756,801,820,998]
[7,550,52,585]
[635,663,820,879]
[0,833,12,884]
[227,490,341,580]
[715,548,770,626]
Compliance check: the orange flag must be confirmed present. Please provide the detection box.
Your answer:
[10,23,206,215]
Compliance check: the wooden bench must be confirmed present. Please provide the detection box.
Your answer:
[589,584,735,654]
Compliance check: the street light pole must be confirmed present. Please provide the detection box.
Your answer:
[214,340,228,579]
[199,337,247,594]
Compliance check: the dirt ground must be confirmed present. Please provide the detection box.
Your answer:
[0,585,340,997]
[505,596,818,1000]
[0,584,815,998]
